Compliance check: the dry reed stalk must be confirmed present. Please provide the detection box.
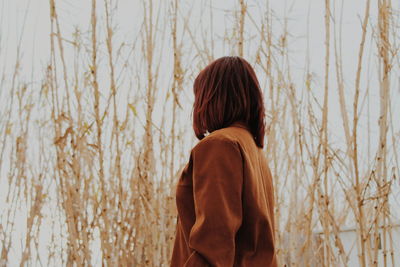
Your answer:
[352,0,370,266]
[104,0,125,264]
[141,0,156,264]
[319,1,332,265]
[374,1,391,266]
[238,0,246,57]
[90,0,115,265]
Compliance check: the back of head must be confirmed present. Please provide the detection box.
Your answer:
[192,56,266,148]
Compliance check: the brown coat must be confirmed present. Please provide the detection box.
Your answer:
[170,121,277,267]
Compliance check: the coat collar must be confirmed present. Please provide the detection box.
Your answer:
[230,121,250,130]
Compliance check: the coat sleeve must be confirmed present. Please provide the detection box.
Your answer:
[184,137,243,267]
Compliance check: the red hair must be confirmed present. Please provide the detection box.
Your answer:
[192,56,266,148]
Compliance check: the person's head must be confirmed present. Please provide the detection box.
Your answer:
[192,56,266,148]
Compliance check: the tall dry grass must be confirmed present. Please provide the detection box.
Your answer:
[0,0,399,266]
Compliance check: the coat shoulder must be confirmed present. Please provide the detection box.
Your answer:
[191,126,246,154]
